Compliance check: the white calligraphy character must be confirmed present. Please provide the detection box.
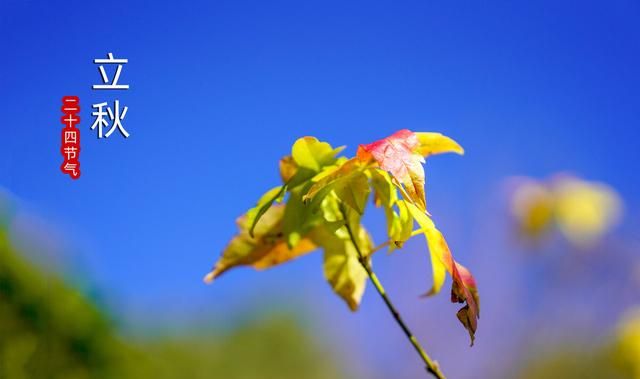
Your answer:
[92,53,129,90]
[91,101,129,138]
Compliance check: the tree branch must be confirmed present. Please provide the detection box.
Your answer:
[342,220,446,379]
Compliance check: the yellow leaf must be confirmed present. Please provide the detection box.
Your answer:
[406,200,479,344]
[204,204,316,283]
[415,132,464,157]
[334,172,370,215]
[397,201,414,237]
[406,202,446,295]
[369,168,396,208]
[253,238,317,269]
[312,223,370,311]
[279,156,298,183]
[423,228,449,297]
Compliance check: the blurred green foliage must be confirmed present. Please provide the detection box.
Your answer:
[515,312,640,379]
[132,317,347,379]
[0,227,348,379]
[515,347,623,379]
[0,227,130,379]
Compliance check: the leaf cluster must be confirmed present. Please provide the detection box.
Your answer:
[206,130,479,344]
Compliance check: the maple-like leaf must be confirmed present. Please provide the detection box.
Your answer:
[204,204,316,283]
[357,129,427,211]
[357,129,463,212]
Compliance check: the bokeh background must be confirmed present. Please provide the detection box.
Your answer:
[1,1,639,378]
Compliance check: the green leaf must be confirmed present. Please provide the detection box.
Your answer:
[333,171,370,215]
[370,168,396,208]
[280,155,318,189]
[391,200,414,247]
[303,158,369,214]
[282,138,345,192]
[248,185,287,238]
[291,137,341,171]
[370,169,413,249]
[283,185,321,248]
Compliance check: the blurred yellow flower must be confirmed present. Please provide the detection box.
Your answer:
[510,175,622,247]
[511,180,555,239]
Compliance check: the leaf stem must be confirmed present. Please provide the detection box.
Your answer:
[368,229,423,256]
[343,222,446,379]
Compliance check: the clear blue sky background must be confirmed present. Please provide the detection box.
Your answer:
[1,1,639,378]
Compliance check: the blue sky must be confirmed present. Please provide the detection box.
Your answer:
[1,1,639,378]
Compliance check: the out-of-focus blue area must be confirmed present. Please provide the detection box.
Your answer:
[1,1,639,378]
